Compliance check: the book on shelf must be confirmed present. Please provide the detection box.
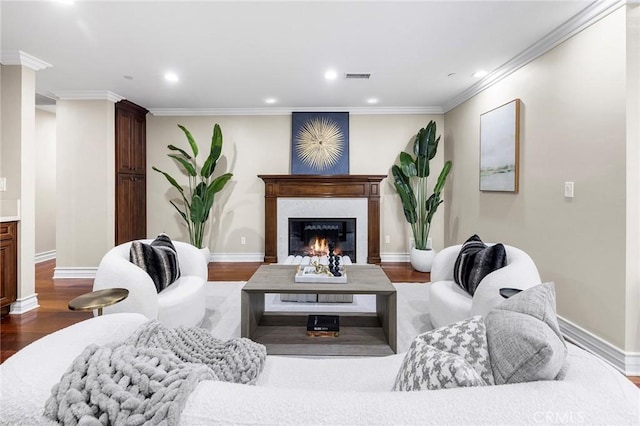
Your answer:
[307,314,340,332]
[306,330,339,337]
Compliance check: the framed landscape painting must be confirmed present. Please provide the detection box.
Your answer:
[480,99,521,192]
[291,112,349,175]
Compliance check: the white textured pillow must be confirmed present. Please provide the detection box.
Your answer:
[393,341,485,391]
[486,282,568,384]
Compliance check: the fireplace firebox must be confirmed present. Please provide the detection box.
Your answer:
[288,218,356,260]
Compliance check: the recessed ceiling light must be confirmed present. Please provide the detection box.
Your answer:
[55,0,74,5]
[366,98,379,104]
[265,98,277,104]
[324,70,338,80]
[164,72,179,83]
[472,70,488,78]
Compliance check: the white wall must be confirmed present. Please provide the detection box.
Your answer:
[624,4,640,353]
[146,114,446,259]
[0,66,22,208]
[444,9,629,350]
[56,100,115,270]
[35,109,56,255]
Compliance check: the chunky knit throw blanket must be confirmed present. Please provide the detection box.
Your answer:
[43,321,266,425]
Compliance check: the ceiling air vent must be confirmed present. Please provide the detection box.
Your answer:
[345,73,371,79]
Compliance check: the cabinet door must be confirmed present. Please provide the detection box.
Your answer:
[130,113,146,173]
[116,110,135,173]
[115,174,146,245]
[115,101,147,174]
[0,222,17,310]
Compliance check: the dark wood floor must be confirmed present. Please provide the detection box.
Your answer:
[0,260,428,363]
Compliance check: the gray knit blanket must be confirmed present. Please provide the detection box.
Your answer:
[43,321,266,425]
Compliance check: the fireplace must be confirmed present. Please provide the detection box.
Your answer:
[259,175,386,264]
[288,218,356,259]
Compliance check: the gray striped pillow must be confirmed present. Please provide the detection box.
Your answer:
[130,234,181,293]
[453,235,506,296]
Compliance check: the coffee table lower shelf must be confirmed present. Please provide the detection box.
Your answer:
[248,313,394,356]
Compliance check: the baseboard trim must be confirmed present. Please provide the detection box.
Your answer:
[35,250,56,263]
[9,293,39,314]
[380,252,410,262]
[558,315,640,375]
[210,252,265,262]
[210,252,412,263]
[53,267,98,279]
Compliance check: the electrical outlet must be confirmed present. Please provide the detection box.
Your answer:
[427,238,432,249]
[385,235,391,244]
[409,238,415,249]
[0,178,6,192]
[240,236,246,245]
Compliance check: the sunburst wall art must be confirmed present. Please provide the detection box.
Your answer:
[291,112,349,174]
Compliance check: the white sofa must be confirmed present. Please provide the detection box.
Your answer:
[429,244,542,328]
[1,313,638,425]
[93,240,207,327]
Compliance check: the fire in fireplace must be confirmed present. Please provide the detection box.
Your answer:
[288,218,356,259]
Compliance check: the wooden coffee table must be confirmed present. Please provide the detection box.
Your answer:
[241,264,396,356]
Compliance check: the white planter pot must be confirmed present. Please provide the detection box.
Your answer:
[410,247,436,272]
[199,247,211,264]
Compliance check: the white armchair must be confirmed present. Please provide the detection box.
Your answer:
[429,244,541,328]
[93,240,207,328]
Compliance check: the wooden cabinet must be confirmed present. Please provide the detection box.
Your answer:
[115,100,148,245]
[0,221,17,317]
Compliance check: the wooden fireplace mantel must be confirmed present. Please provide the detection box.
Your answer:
[258,174,387,264]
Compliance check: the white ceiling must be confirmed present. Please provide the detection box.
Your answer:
[0,1,614,113]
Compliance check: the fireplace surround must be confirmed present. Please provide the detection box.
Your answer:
[258,175,386,264]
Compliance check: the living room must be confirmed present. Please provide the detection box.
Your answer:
[1,0,639,423]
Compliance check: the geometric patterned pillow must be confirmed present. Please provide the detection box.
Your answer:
[453,234,507,296]
[392,341,486,391]
[130,233,181,293]
[415,316,494,385]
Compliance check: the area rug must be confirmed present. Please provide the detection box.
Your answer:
[200,282,433,353]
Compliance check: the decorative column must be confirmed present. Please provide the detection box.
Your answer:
[0,51,51,313]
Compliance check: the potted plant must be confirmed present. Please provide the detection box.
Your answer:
[153,123,233,251]
[391,120,452,272]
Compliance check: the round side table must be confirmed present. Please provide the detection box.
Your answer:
[68,288,129,316]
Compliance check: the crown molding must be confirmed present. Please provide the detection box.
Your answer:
[51,90,125,103]
[0,50,52,71]
[35,105,56,113]
[442,0,626,112]
[148,106,443,116]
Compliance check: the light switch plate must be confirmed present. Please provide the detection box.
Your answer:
[564,182,574,198]
[0,177,6,192]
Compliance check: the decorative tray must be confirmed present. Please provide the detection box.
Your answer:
[294,265,347,284]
